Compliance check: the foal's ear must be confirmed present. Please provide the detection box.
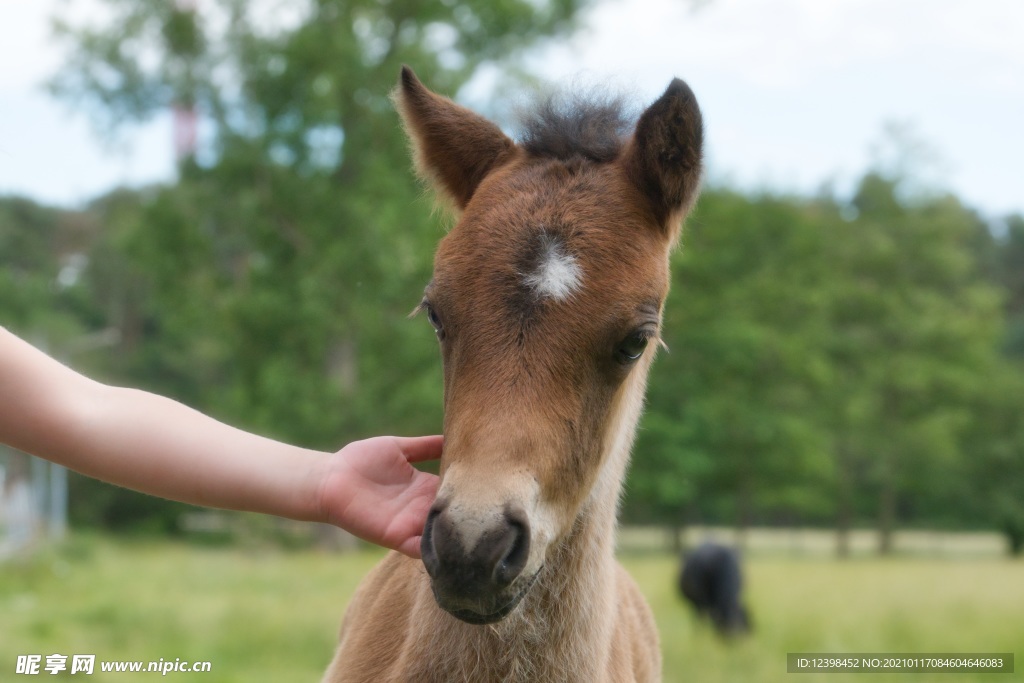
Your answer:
[623,78,704,232]
[394,66,516,209]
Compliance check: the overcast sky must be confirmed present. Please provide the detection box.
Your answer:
[1,0,1021,217]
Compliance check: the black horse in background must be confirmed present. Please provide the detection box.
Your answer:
[678,542,752,638]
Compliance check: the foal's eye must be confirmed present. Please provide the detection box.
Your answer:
[424,303,444,339]
[614,331,650,364]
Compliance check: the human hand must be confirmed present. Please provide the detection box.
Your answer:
[317,435,442,558]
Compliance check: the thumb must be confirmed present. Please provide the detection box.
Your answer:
[397,534,424,559]
[394,434,444,464]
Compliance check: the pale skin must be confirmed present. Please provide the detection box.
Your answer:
[0,326,440,557]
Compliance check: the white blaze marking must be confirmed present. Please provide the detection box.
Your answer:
[524,236,582,301]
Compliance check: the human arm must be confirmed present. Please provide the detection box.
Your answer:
[0,326,440,557]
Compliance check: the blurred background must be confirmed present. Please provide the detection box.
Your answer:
[1,0,1021,681]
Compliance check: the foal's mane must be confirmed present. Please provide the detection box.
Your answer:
[516,87,635,164]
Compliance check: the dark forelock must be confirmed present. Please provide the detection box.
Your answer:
[516,87,635,164]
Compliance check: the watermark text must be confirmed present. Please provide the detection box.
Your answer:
[16,654,212,676]
[787,653,1014,673]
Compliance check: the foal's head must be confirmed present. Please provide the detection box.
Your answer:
[397,67,702,625]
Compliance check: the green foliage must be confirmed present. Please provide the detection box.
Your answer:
[0,196,77,333]
[824,175,1003,551]
[41,0,586,529]
[632,190,834,527]
[997,215,1024,357]
[629,176,1010,552]
[10,0,1019,549]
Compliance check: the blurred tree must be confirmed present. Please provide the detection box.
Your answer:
[0,195,106,347]
[991,216,1024,554]
[630,189,834,539]
[33,2,1017,544]
[831,174,1003,554]
[0,197,63,331]
[629,174,1006,558]
[955,362,1024,556]
[47,0,587,530]
[961,214,1024,555]
[997,215,1024,357]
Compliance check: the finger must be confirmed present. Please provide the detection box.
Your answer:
[394,434,444,463]
[397,535,423,559]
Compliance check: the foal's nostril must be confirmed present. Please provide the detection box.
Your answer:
[493,513,530,586]
[420,504,445,577]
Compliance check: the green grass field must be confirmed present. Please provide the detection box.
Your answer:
[1,535,1020,682]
